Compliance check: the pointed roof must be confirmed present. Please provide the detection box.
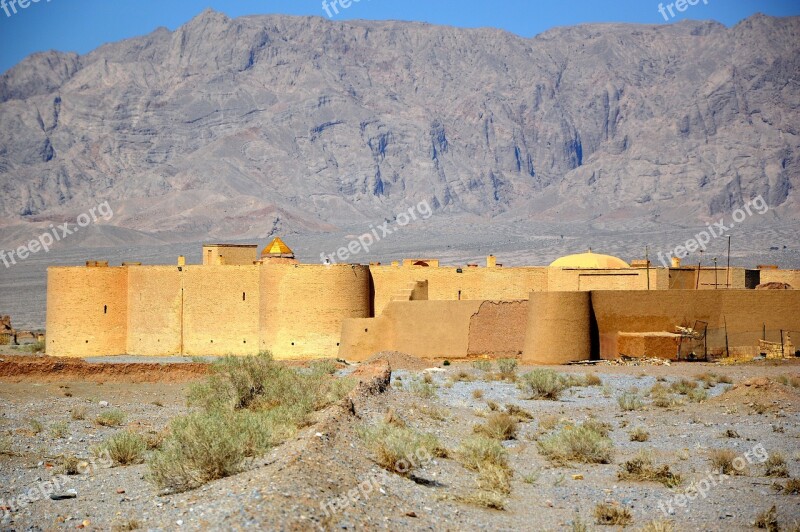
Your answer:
[262,237,294,258]
[550,250,630,269]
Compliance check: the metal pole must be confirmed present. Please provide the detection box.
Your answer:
[726,236,731,289]
[696,262,701,289]
[714,258,718,289]
[646,245,650,291]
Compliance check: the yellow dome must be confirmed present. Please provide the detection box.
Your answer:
[549,251,629,269]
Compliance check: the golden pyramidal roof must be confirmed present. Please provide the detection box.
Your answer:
[262,237,294,258]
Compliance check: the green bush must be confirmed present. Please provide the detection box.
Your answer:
[497,358,518,378]
[520,369,569,400]
[99,431,147,466]
[96,409,126,427]
[538,423,614,464]
[149,352,356,492]
[149,410,271,491]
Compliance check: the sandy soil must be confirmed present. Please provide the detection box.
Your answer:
[1,356,799,531]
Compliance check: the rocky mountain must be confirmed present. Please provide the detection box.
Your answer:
[0,10,798,244]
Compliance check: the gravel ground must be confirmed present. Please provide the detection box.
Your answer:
[1,358,799,531]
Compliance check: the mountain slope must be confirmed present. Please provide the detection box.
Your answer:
[0,10,798,243]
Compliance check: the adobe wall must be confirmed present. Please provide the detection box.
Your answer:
[183,266,261,356]
[547,268,660,291]
[466,300,528,358]
[46,267,128,357]
[260,264,371,359]
[521,292,592,365]
[202,245,257,266]
[339,300,485,361]
[760,269,800,288]
[370,266,548,316]
[591,290,800,359]
[126,266,182,356]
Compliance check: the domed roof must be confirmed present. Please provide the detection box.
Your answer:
[261,237,294,258]
[549,250,630,269]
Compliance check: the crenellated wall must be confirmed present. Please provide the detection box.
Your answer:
[44,253,796,361]
[46,266,128,357]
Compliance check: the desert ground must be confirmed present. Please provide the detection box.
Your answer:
[1,349,799,531]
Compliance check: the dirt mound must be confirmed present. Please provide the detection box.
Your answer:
[364,351,431,371]
[0,356,209,383]
[710,375,800,412]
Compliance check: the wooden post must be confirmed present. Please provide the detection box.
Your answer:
[781,330,785,358]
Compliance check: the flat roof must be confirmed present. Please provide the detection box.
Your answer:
[202,244,258,248]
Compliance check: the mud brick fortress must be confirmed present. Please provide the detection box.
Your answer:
[46,238,800,363]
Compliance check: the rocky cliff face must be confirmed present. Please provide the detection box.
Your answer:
[0,10,798,243]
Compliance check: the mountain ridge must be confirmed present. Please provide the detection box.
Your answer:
[0,10,798,245]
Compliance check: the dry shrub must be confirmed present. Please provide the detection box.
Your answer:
[504,403,533,421]
[452,370,473,382]
[409,378,438,399]
[111,519,141,531]
[708,448,746,475]
[0,435,13,456]
[754,505,779,531]
[618,392,644,411]
[618,451,682,488]
[629,427,650,442]
[71,406,87,421]
[764,453,789,478]
[50,421,69,439]
[538,422,614,465]
[583,373,603,386]
[473,413,518,441]
[639,519,675,532]
[454,490,506,510]
[723,429,740,438]
[486,400,499,411]
[415,404,448,421]
[687,388,708,403]
[383,408,407,428]
[456,435,512,506]
[782,478,800,494]
[537,415,561,433]
[583,419,613,438]
[472,389,484,399]
[774,375,800,389]
[670,378,698,395]
[594,502,632,526]
[57,454,81,475]
[695,372,732,388]
[358,422,446,476]
[99,431,147,466]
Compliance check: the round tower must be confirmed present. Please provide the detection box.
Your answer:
[259,263,371,358]
[522,291,592,364]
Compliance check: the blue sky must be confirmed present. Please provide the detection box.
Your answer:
[1,0,799,73]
